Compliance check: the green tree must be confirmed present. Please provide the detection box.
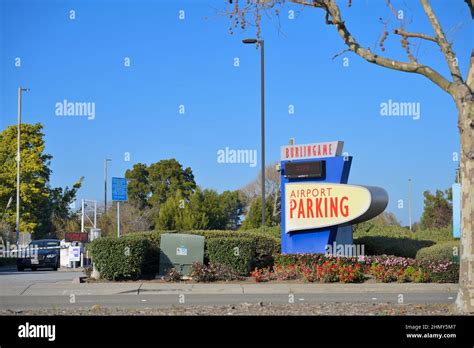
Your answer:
[155,190,187,230]
[420,188,453,230]
[148,159,196,207]
[155,188,244,231]
[45,178,83,238]
[0,123,82,239]
[220,190,244,229]
[125,163,150,210]
[0,123,51,234]
[240,195,276,229]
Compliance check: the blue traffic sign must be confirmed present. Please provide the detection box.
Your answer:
[112,177,127,201]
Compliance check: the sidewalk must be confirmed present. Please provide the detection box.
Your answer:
[7,281,459,297]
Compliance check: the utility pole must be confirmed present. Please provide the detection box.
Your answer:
[16,87,29,246]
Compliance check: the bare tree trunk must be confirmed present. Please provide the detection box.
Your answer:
[456,89,474,313]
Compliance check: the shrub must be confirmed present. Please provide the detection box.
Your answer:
[190,262,242,282]
[273,264,300,280]
[427,263,459,283]
[414,227,454,242]
[416,241,460,262]
[121,233,160,277]
[255,253,458,283]
[186,230,280,267]
[88,237,150,280]
[164,267,182,282]
[244,226,281,239]
[355,236,434,258]
[129,229,280,269]
[274,253,326,268]
[353,225,454,243]
[0,257,16,266]
[403,265,430,283]
[206,237,256,275]
[353,224,411,238]
[250,267,274,282]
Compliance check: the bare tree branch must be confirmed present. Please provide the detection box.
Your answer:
[465,0,474,18]
[420,0,463,83]
[332,48,350,60]
[290,0,453,94]
[393,28,437,43]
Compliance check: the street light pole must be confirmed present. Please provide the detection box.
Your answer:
[16,87,29,246]
[104,159,112,215]
[243,38,266,227]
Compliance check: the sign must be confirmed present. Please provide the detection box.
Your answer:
[69,246,81,262]
[285,183,373,232]
[176,246,188,256]
[280,140,388,254]
[65,232,88,243]
[112,177,127,201]
[284,160,325,179]
[281,141,344,161]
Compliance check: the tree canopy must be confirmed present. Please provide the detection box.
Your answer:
[420,188,453,230]
[0,123,82,240]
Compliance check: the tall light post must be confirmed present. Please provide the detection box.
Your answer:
[243,38,265,227]
[104,159,112,215]
[16,87,29,246]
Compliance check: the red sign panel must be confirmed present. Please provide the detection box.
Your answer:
[65,232,88,243]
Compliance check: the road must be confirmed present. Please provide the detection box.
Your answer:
[0,266,83,297]
[0,267,458,311]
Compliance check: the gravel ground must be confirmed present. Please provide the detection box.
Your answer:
[0,302,461,316]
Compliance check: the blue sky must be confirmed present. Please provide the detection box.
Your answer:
[0,0,472,225]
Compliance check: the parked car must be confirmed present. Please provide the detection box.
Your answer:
[17,239,61,271]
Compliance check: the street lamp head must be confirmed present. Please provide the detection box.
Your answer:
[242,38,258,44]
[21,88,30,92]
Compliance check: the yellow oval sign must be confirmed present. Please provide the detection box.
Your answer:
[284,183,372,232]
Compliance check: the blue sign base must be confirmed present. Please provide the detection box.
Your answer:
[280,156,353,254]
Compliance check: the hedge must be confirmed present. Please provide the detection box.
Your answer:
[206,237,256,275]
[88,229,279,278]
[127,229,280,269]
[0,257,16,267]
[354,225,454,242]
[416,241,460,262]
[354,236,435,259]
[88,237,150,280]
[274,253,326,268]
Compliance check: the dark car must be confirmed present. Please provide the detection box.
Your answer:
[17,239,61,271]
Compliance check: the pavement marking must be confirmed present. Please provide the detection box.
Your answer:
[299,298,305,301]
[448,296,454,300]
[371,297,377,300]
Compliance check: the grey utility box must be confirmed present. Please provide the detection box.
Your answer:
[159,233,205,276]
